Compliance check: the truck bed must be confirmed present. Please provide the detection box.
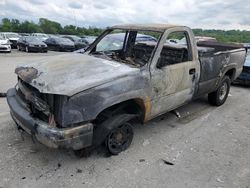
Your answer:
[197,41,247,95]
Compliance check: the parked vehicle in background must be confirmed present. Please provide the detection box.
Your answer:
[19,33,30,37]
[93,33,157,52]
[31,33,49,41]
[233,53,250,86]
[0,35,11,53]
[44,36,75,52]
[195,36,217,42]
[243,43,250,49]
[81,36,97,44]
[0,32,20,48]
[75,33,156,54]
[7,24,246,156]
[17,36,47,53]
[62,35,88,50]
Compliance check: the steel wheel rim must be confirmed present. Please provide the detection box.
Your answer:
[219,82,228,101]
[107,123,133,153]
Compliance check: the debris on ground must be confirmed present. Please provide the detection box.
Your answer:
[57,163,61,168]
[161,159,174,166]
[142,139,150,146]
[29,146,39,154]
[76,168,83,173]
[216,177,224,183]
[171,110,181,118]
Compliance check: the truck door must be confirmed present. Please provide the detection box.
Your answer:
[149,28,200,118]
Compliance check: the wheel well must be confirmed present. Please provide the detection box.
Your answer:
[94,99,145,124]
[225,68,236,81]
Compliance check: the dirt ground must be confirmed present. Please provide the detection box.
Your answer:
[0,50,249,188]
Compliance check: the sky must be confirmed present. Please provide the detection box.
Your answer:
[0,0,250,30]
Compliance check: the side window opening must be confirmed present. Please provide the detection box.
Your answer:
[157,31,192,68]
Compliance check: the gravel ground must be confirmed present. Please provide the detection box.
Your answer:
[0,50,249,188]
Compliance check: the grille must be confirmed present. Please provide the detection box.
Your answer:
[17,79,50,122]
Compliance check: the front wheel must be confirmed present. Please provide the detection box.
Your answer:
[208,76,231,106]
[106,122,133,155]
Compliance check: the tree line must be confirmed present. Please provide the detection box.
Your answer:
[1,18,250,43]
[0,18,104,36]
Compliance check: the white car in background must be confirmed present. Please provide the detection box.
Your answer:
[0,35,11,53]
[31,33,49,41]
[0,32,20,48]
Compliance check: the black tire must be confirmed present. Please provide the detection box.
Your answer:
[74,114,135,157]
[208,76,231,106]
[106,121,134,155]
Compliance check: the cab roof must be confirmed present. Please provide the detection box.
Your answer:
[110,24,183,32]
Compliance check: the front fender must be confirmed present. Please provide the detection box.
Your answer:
[60,74,150,127]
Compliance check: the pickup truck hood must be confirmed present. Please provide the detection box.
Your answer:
[15,53,139,96]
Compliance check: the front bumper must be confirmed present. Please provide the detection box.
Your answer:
[7,88,93,150]
[28,46,48,52]
[0,44,11,52]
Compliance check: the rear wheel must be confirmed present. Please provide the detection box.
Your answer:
[208,76,231,106]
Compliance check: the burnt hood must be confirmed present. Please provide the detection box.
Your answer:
[15,53,139,96]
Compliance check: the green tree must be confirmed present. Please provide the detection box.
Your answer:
[39,18,63,34]
[0,18,12,31]
[19,21,42,33]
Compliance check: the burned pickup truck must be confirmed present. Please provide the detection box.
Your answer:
[7,24,247,156]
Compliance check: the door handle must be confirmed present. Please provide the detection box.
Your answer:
[189,68,196,75]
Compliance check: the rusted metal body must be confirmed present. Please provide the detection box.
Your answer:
[6,24,247,150]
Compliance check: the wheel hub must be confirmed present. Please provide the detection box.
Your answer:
[107,123,133,155]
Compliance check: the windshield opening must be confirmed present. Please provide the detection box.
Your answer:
[87,29,162,67]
